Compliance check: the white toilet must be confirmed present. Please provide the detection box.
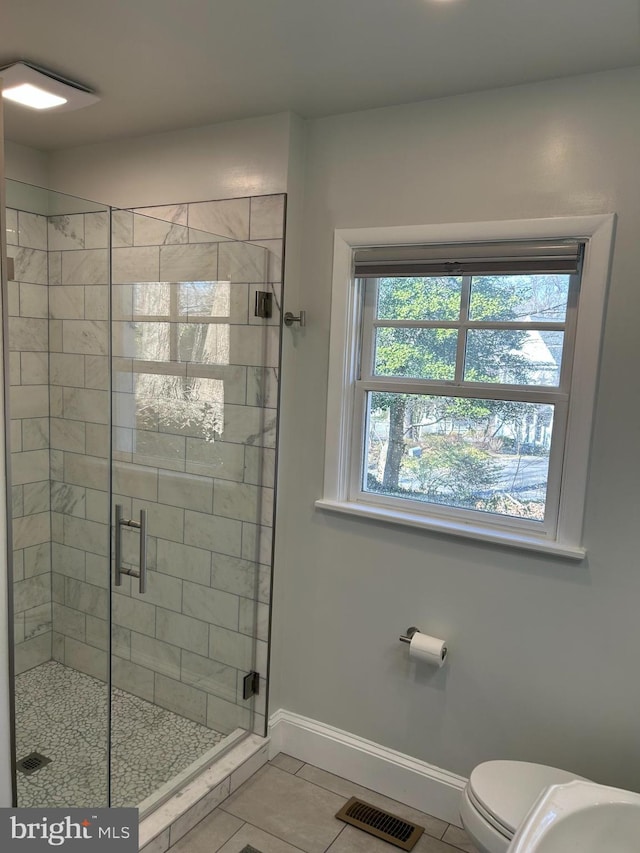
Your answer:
[460,760,587,853]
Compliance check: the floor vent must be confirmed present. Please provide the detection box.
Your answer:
[336,797,425,851]
[17,752,51,776]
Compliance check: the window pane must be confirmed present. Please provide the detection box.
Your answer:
[177,323,230,364]
[376,277,462,321]
[133,282,171,316]
[374,328,457,380]
[364,392,553,521]
[469,274,571,322]
[465,330,563,385]
[179,281,230,318]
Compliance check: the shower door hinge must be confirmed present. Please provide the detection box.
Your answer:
[254,291,273,319]
[243,670,260,700]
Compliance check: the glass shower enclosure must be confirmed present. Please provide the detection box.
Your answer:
[4,180,281,811]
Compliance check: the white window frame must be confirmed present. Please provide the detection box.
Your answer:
[316,216,616,559]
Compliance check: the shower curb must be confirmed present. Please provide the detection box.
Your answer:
[138,734,269,853]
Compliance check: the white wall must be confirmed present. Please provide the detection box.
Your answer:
[4,139,48,187]
[47,113,292,208]
[271,66,640,791]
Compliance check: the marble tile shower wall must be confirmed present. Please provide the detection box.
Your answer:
[49,196,284,738]
[6,209,53,675]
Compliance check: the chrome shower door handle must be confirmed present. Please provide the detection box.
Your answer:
[138,509,147,594]
[114,504,147,595]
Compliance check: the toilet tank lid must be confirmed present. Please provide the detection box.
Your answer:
[468,760,587,834]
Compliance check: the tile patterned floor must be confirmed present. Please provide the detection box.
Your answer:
[15,661,225,808]
[172,756,479,853]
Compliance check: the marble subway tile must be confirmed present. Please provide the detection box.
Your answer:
[51,543,86,580]
[213,481,264,524]
[48,215,85,251]
[243,446,276,488]
[189,198,250,241]
[20,282,48,318]
[64,637,107,681]
[13,248,48,285]
[181,650,237,703]
[51,482,86,517]
[85,554,110,589]
[62,249,109,285]
[85,488,109,523]
[9,352,21,386]
[249,194,285,240]
[132,500,185,544]
[63,515,109,557]
[49,319,63,352]
[50,285,85,319]
[50,353,85,388]
[21,417,50,452]
[185,438,245,482]
[20,352,48,386]
[18,211,48,250]
[217,404,276,448]
[241,522,273,566]
[62,320,109,355]
[133,213,189,246]
[13,573,51,613]
[10,386,49,419]
[14,633,51,675]
[206,692,250,734]
[52,602,86,642]
[184,510,242,558]
[112,594,157,637]
[85,355,109,390]
[84,285,109,321]
[218,242,266,283]
[48,251,62,285]
[154,673,207,725]
[6,208,18,245]
[113,657,155,702]
[63,452,108,490]
[157,470,213,512]
[239,599,269,642]
[23,602,52,641]
[23,480,51,515]
[84,211,109,249]
[210,554,260,601]
[135,203,188,226]
[13,512,50,550]
[12,449,50,486]
[85,424,110,459]
[155,539,211,586]
[65,577,109,618]
[246,365,279,409]
[112,209,134,248]
[131,633,181,681]
[112,246,160,283]
[8,318,48,352]
[160,244,218,281]
[63,387,109,423]
[130,569,183,613]
[24,541,52,578]
[208,624,253,671]
[133,431,187,473]
[182,582,239,631]
[251,239,283,284]
[112,462,158,501]
[156,608,209,656]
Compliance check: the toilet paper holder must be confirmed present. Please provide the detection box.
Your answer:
[399,626,420,644]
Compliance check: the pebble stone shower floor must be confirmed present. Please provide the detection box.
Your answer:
[15,661,225,808]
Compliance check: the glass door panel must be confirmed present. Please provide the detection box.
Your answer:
[109,207,271,810]
[5,180,111,807]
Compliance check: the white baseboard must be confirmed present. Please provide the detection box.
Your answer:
[269,709,466,827]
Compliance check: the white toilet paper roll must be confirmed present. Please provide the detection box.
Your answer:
[409,632,448,667]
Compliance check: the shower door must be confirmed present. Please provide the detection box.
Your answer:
[109,206,277,809]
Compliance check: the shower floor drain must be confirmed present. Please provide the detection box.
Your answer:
[17,752,52,776]
[336,797,425,851]
[239,847,264,853]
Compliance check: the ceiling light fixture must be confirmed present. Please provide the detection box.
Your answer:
[0,61,99,111]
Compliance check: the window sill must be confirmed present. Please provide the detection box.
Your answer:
[314,498,586,560]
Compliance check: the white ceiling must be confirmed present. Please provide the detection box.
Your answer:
[2,0,639,151]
